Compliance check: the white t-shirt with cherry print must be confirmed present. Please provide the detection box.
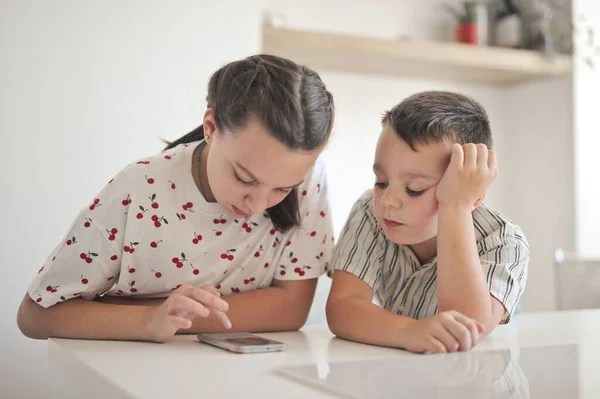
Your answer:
[27,141,334,307]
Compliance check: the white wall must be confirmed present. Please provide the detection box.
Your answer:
[0,1,260,397]
[265,0,573,314]
[573,0,600,256]
[501,78,574,311]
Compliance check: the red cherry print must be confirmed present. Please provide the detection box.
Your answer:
[173,253,187,268]
[145,175,155,184]
[164,155,172,160]
[137,206,148,219]
[254,251,260,257]
[85,257,93,264]
[317,183,321,193]
[129,281,137,292]
[107,276,115,281]
[216,284,222,290]
[169,180,176,190]
[299,271,306,276]
[89,198,102,210]
[80,253,87,259]
[191,264,200,275]
[111,255,118,261]
[38,266,44,273]
[151,270,162,278]
[128,266,136,274]
[270,229,276,235]
[264,263,270,268]
[220,249,236,261]
[215,230,222,236]
[122,195,132,206]
[36,295,42,303]
[280,271,286,276]
[81,275,88,284]
[152,215,168,228]
[192,232,202,244]
[286,240,292,246]
[320,210,326,218]
[302,190,307,196]
[310,231,317,237]
[46,286,52,292]
[294,267,301,273]
[84,218,92,228]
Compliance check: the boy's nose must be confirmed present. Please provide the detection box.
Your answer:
[382,190,402,210]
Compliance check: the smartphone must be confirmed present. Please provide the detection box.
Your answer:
[197,332,287,354]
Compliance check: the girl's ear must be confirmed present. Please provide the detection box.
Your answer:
[203,109,217,145]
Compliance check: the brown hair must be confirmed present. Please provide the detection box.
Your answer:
[382,91,492,150]
[165,54,335,232]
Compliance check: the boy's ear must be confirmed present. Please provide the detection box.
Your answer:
[473,194,486,209]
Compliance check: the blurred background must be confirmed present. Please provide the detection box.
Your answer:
[1,0,598,397]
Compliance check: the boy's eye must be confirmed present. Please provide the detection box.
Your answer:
[406,188,425,197]
[235,173,254,186]
[374,181,388,189]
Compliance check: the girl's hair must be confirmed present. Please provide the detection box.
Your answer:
[165,54,335,232]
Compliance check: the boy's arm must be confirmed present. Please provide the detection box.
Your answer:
[435,143,504,333]
[436,205,505,332]
[326,271,416,348]
[99,279,318,333]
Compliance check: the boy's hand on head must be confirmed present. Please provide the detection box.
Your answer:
[436,143,498,210]
[400,310,484,354]
[142,284,231,343]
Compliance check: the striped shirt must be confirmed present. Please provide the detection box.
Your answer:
[333,190,529,323]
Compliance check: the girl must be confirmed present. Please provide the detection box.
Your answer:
[17,54,335,343]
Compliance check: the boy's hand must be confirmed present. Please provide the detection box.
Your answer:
[142,284,231,343]
[436,143,498,209]
[400,310,484,354]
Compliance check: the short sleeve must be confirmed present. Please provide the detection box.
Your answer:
[27,173,130,307]
[274,159,334,281]
[479,224,529,324]
[331,191,386,289]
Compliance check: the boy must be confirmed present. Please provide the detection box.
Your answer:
[326,91,528,354]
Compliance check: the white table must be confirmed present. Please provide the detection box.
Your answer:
[49,310,600,398]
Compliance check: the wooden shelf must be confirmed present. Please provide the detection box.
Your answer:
[262,27,572,86]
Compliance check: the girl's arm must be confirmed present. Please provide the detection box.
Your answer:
[98,279,318,333]
[17,284,230,342]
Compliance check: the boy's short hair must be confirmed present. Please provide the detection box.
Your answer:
[382,91,492,150]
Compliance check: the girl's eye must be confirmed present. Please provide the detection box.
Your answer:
[234,173,254,186]
[374,181,388,189]
[406,188,425,197]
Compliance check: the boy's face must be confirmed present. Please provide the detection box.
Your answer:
[372,124,452,246]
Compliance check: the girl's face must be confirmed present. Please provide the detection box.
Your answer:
[202,110,321,219]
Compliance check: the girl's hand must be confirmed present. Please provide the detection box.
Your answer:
[143,284,230,343]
